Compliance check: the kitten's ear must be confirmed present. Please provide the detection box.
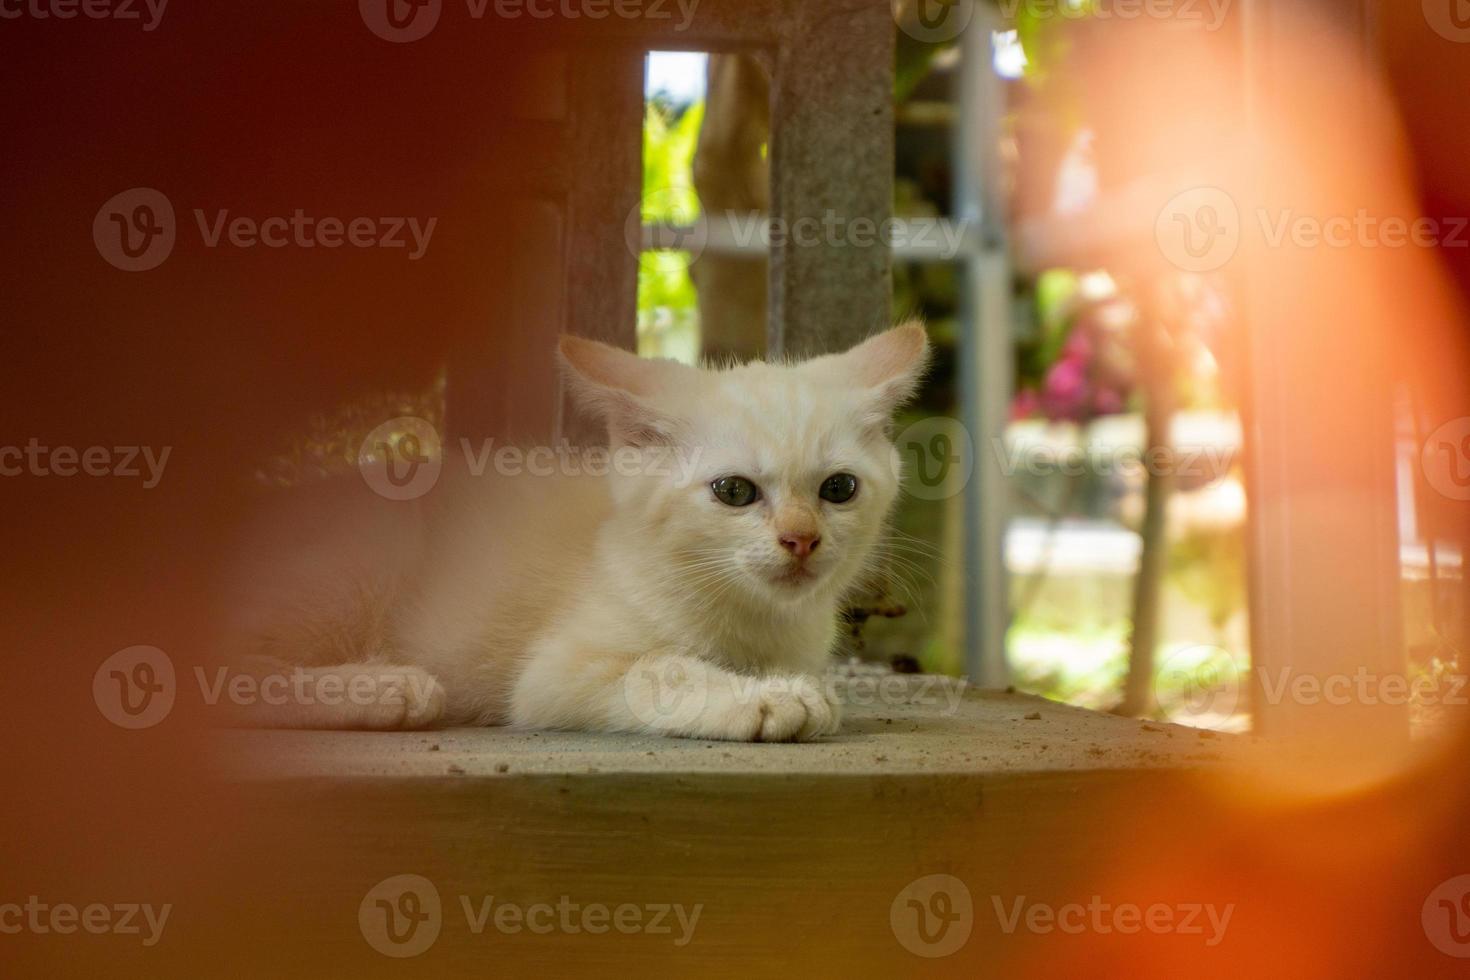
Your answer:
[557,336,689,446]
[808,320,931,420]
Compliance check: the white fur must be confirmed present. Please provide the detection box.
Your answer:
[224,324,929,741]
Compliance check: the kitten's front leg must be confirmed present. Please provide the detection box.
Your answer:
[511,642,840,742]
[617,653,842,741]
[219,659,446,730]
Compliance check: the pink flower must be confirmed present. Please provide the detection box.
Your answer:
[1041,354,1091,422]
[1010,388,1042,421]
[1091,385,1125,417]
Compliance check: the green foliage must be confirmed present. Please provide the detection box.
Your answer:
[1167,528,1246,636]
[894,26,952,104]
[640,99,704,225]
[1020,267,1080,388]
[1012,0,1090,84]
[638,100,705,357]
[1009,620,1131,710]
[639,251,695,313]
[1006,0,1094,131]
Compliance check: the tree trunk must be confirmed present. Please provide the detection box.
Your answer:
[689,54,769,362]
[1117,315,1176,716]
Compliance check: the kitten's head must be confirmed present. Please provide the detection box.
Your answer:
[559,323,929,609]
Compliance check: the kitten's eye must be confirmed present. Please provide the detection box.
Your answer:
[819,473,859,504]
[711,476,760,507]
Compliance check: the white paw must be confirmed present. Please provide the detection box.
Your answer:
[757,674,841,741]
[721,674,842,743]
[363,667,446,730]
[619,658,840,742]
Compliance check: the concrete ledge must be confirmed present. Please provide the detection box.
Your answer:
[186,673,1259,976]
[212,674,1242,780]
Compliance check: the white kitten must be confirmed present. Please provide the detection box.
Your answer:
[225,322,928,741]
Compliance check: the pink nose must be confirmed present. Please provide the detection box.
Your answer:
[779,532,821,559]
